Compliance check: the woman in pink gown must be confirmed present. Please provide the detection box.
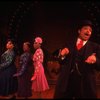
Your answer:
[31,37,49,98]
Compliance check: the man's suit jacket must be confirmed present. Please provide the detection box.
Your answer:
[54,38,100,98]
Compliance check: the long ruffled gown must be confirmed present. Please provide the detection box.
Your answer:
[31,48,49,92]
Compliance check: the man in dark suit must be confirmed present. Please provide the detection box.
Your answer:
[54,20,100,99]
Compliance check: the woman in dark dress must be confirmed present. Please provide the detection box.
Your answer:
[13,42,33,99]
[0,39,18,99]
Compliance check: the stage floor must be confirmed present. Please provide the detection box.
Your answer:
[17,84,100,99]
[0,84,100,99]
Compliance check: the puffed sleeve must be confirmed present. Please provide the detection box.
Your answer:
[0,50,15,70]
[15,53,30,76]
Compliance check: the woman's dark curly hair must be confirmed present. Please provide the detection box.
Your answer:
[7,38,19,55]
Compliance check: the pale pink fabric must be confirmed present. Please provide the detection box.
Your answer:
[31,48,49,92]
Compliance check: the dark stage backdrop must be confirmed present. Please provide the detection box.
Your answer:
[0,1,100,84]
